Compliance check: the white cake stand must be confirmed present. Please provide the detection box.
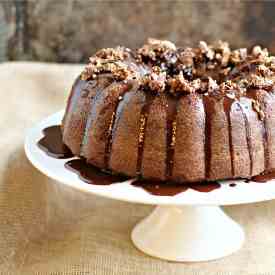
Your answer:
[24,111,275,262]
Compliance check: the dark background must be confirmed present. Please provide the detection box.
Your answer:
[1,0,275,63]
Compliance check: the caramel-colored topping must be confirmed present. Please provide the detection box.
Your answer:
[251,99,265,121]
[141,66,166,93]
[81,46,134,81]
[81,38,275,98]
[168,72,201,94]
[137,38,176,62]
[95,47,129,60]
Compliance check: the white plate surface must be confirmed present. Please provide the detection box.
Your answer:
[25,111,275,206]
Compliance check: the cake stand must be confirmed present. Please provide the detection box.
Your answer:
[24,111,275,262]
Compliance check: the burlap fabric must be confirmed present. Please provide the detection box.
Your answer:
[0,62,275,275]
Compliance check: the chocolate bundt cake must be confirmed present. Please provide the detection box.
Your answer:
[62,38,275,183]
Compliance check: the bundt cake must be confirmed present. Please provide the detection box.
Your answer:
[62,38,275,183]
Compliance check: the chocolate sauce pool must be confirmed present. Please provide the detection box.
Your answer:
[250,171,275,183]
[65,159,128,185]
[37,125,275,196]
[131,180,220,196]
[38,125,73,158]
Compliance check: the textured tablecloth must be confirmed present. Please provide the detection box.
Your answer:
[0,62,275,275]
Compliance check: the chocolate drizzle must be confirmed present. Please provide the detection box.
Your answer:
[64,158,221,196]
[38,125,73,159]
[262,107,270,170]
[131,180,220,196]
[136,93,154,175]
[131,180,188,196]
[63,154,221,196]
[223,97,235,176]
[250,170,275,183]
[65,159,129,185]
[203,96,213,179]
[166,96,178,178]
[104,110,117,169]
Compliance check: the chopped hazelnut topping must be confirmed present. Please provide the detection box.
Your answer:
[207,77,219,92]
[142,66,166,93]
[80,39,275,102]
[168,72,197,94]
[137,38,176,63]
[95,47,128,60]
[252,46,262,57]
[252,99,265,120]
[199,41,215,60]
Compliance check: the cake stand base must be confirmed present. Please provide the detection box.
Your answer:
[131,205,245,262]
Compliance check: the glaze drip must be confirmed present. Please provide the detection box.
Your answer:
[166,96,178,178]
[38,125,73,159]
[136,94,154,176]
[223,97,235,176]
[203,96,213,179]
[65,158,129,185]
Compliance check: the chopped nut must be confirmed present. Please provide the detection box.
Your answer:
[252,46,262,57]
[208,77,219,91]
[142,66,166,93]
[81,38,275,99]
[252,99,265,120]
[168,72,197,94]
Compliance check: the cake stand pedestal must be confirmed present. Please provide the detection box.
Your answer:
[25,111,275,262]
[132,205,244,261]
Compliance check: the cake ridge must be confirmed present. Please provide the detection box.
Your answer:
[237,102,253,176]
[105,80,140,170]
[79,76,113,157]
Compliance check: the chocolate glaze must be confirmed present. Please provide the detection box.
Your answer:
[224,97,235,176]
[104,109,116,168]
[262,107,269,170]
[203,96,213,179]
[131,180,188,196]
[65,158,129,185]
[38,125,73,159]
[166,96,178,178]
[63,156,221,196]
[131,180,220,196]
[190,182,221,192]
[136,93,154,175]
